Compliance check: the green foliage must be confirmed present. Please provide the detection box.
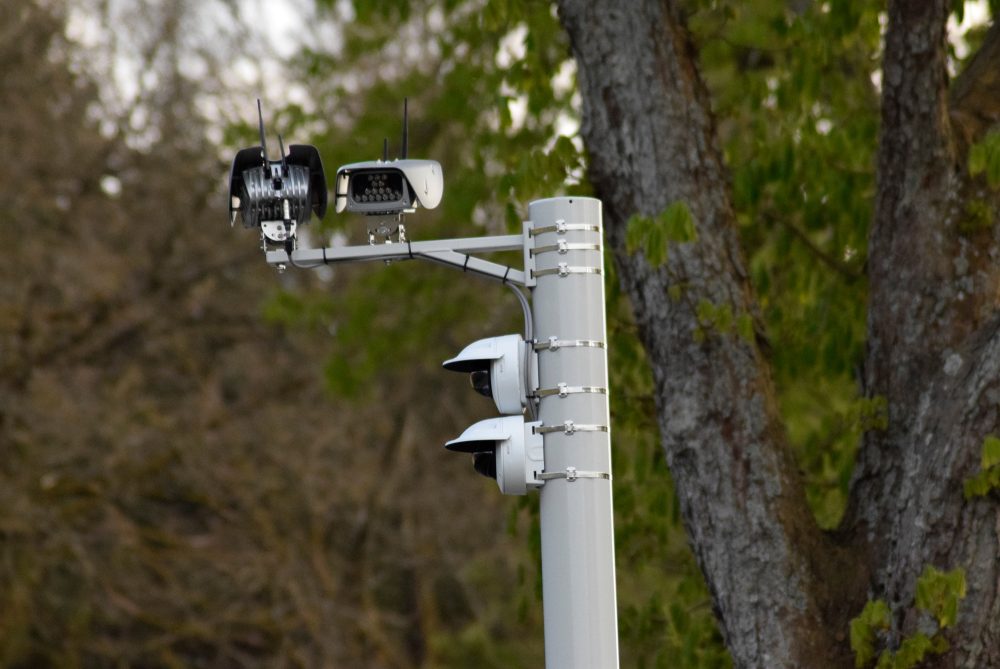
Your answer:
[959,198,994,234]
[874,633,947,669]
[915,566,967,629]
[689,0,884,528]
[850,566,965,668]
[625,201,698,267]
[692,300,753,343]
[983,434,1000,469]
[850,599,890,668]
[964,466,1000,498]
[968,130,1000,187]
[964,435,1000,499]
[785,393,886,528]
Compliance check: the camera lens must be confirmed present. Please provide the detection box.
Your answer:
[473,451,497,479]
[470,370,492,398]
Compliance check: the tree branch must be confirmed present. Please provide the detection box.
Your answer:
[774,215,865,282]
[852,0,983,544]
[849,314,1000,665]
[950,20,1000,148]
[845,2,1000,659]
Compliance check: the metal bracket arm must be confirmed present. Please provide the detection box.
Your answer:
[265,234,527,285]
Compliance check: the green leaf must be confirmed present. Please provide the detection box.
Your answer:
[626,213,652,255]
[969,141,988,176]
[657,201,698,243]
[982,435,1000,470]
[696,300,717,327]
[965,473,990,499]
[914,565,966,629]
[893,632,934,669]
[646,220,669,267]
[968,131,1000,188]
[850,599,890,668]
[964,436,1000,498]
[625,214,669,267]
[624,202,697,268]
[737,313,754,343]
[959,198,993,234]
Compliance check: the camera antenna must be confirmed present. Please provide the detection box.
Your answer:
[383,137,389,162]
[278,134,288,175]
[401,97,408,159]
[257,98,269,164]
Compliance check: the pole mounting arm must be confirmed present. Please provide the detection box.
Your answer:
[264,233,529,286]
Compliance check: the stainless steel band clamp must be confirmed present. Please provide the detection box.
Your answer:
[531,263,602,278]
[537,466,611,482]
[530,240,601,256]
[535,420,609,435]
[534,383,608,399]
[533,337,605,352]
[529,221,601,236]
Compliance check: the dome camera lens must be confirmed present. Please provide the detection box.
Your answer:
[473,451,497,480]
[470,370,492,398]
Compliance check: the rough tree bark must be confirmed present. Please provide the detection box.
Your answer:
[555,1,1000,667]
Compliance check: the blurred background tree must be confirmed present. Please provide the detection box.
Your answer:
[1,0,995,667]
[1,1,545,666]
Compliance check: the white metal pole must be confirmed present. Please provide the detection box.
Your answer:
[528,197,619,669]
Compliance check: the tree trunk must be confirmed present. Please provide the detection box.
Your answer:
[555,1,1000,667]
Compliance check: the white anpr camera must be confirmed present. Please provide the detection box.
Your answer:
[334,159,443,216]
[332,99,443,243]
[445,416,544,495]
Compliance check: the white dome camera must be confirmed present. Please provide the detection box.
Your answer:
[443,334,536,415]
[445,415,544,495]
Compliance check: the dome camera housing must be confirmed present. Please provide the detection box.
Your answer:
[445,415,544,495]
[442,334,535,415]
